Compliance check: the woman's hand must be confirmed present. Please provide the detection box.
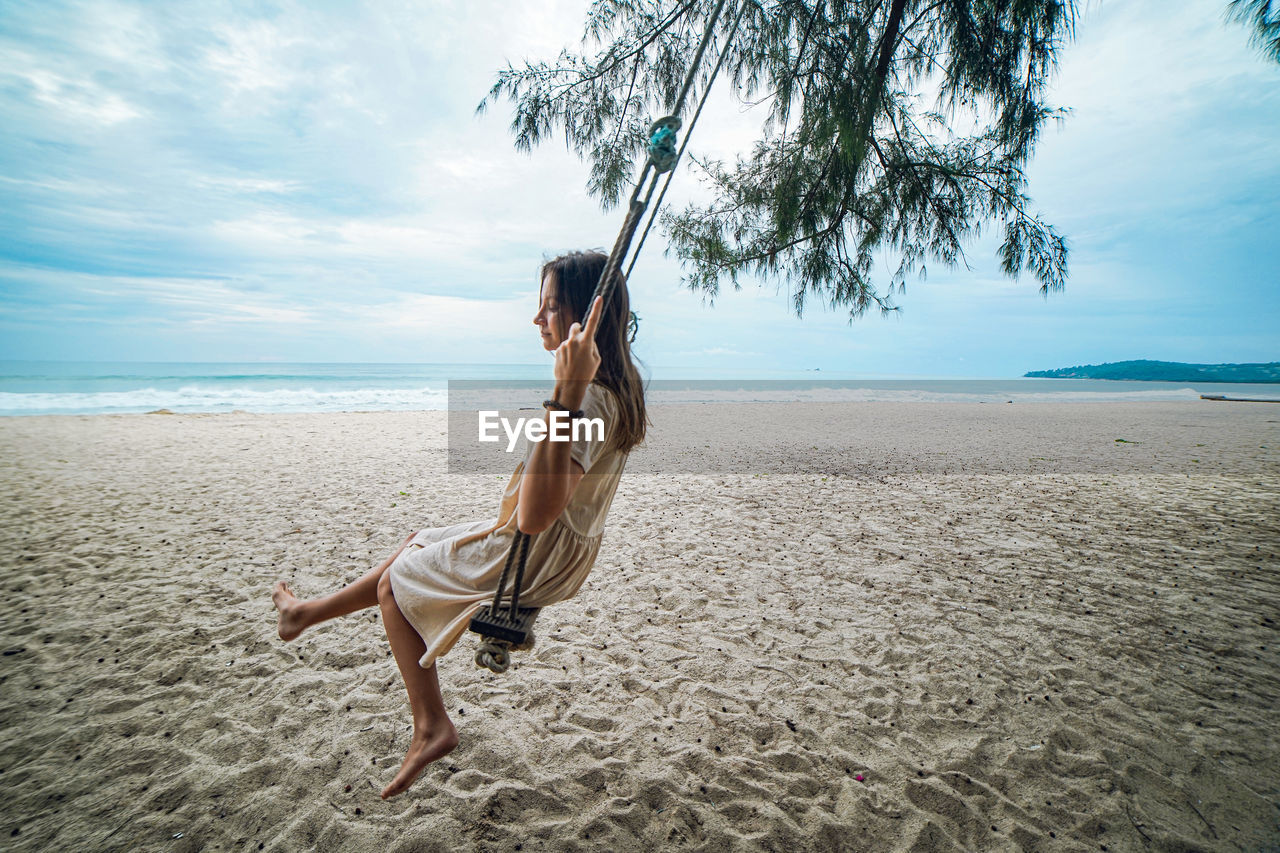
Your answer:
[552,295,603,408]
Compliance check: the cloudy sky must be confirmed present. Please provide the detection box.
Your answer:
[1,0,1276,377]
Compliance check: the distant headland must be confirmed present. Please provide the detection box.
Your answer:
[1025,360,1280,383]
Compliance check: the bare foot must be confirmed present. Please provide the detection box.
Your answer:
[272,581,308,641]
[380,723,459,799]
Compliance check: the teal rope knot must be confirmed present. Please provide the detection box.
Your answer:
[647,116,683,173]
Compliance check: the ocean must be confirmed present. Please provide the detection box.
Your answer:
[1,361,1276,416]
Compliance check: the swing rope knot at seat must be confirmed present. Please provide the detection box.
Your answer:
[474,630,536,674]
[474,640,509,673]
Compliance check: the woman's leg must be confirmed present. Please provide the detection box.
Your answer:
[272,531,416,641]
[376,569,458,799]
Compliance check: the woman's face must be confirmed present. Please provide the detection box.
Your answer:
[532,273,575,352]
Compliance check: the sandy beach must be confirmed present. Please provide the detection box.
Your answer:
[1,401,1277,852]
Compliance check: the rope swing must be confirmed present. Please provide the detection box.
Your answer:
[469,0,739,674]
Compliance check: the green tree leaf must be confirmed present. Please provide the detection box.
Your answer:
[481,0,1079,318]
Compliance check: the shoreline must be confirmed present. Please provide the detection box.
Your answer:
[7,377,1280,418]
[4,388,1280,418]
[1,403,1277,850]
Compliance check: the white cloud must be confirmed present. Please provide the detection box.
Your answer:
[192,175,303,194]
[201,19,303,98]
[2,64,141,125]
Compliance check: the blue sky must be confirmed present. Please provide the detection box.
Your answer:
[1,0,1277,377]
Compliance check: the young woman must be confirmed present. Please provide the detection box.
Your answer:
[271,251,646,798]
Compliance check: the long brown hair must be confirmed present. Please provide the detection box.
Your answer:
[541,251,647,453]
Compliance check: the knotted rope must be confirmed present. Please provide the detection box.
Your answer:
[475,630,536,674]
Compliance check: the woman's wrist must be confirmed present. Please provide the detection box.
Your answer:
[551,380,588,412]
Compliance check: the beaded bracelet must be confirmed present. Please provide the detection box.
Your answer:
[542,399,585,420]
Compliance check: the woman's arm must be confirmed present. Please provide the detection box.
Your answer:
[516,296,603,535]
[516,381,588,534]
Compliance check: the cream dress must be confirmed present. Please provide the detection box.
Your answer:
[388,384,628,668]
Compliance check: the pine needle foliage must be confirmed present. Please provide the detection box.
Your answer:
[1227,0,1280,62]
[479,0,1077,317]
